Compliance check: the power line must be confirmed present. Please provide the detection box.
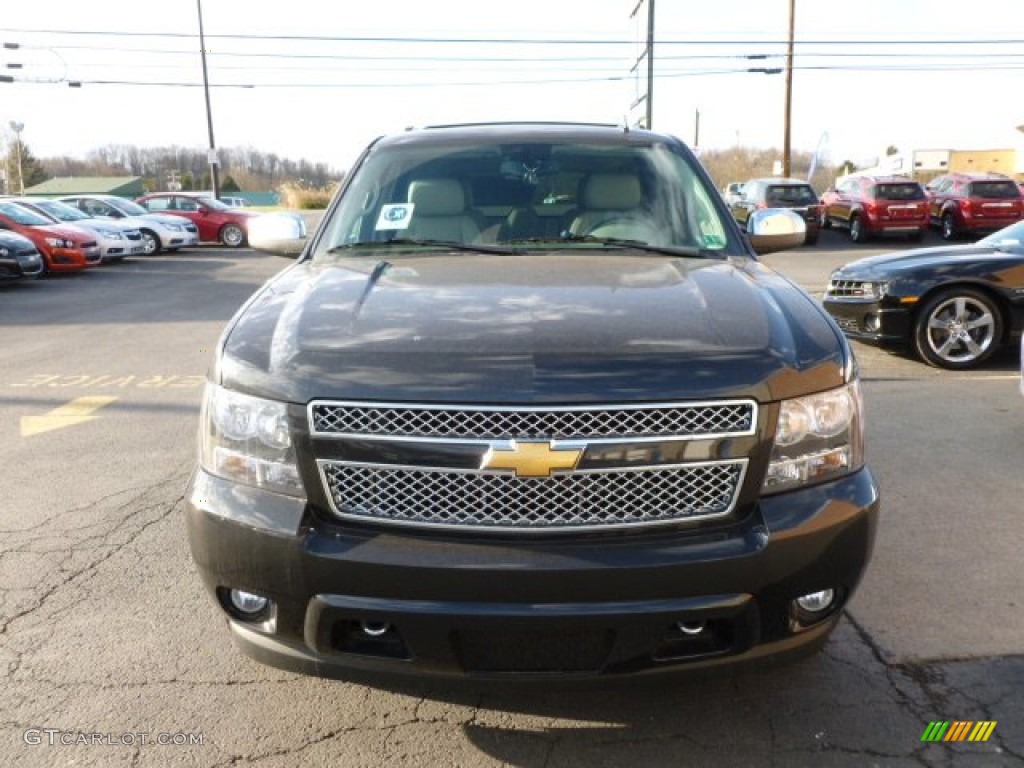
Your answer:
[2,27,1023,45]
[28,61,1023,90]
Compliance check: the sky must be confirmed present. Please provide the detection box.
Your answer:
[2,0,1023,175]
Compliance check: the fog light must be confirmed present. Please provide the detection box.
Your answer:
[795,589,835,614]
[864,314,881,332]
[229,589,269,616]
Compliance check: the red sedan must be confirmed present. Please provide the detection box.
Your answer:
[0,200,101,274]
[134,193,258,247]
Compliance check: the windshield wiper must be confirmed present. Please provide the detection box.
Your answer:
[328,239,519,255]
[507,235,725,259]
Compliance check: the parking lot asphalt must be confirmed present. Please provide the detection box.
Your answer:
[0,232,1021,767]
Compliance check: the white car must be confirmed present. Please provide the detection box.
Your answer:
[721,182,746,206]
[13,198,145,262]
[58,194,200,255]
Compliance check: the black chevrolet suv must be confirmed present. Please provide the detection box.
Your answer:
[186,123,879,680]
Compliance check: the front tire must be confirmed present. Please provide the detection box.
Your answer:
[219,224,246,248]
[140,229,161,255]
[912,288,1002,369]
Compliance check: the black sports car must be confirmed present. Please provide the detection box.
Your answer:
[0,230,44,280]
[823,221,1024,369]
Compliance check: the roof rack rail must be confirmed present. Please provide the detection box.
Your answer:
[421,121,620,130]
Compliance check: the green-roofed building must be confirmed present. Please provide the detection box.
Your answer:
[23,176,145,198]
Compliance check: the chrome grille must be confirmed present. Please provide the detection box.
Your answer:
[309,401,755,441]
[826,279,873,298]
[320,461,746,532]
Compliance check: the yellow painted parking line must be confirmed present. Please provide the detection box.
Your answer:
[8,374,206,390]
[20,396,119,437]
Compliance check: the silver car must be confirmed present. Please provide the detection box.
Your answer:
[12,198,145,262]
[58,194,200,255]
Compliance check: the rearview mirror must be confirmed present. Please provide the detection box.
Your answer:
[247,213,308,258]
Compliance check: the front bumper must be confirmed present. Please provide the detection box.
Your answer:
[157,227,200,248]
[186,466,879,680]
[822,297,912,345]
[46,246,101,271]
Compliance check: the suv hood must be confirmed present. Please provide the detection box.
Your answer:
[219,253,846,404]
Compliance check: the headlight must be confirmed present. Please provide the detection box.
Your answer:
[164,222,185,232]
[98,229,122,239]
[44,237,73,248]
[864,281,888,300]
[0,247,8,257]
[198,384,305,497]
[762,380,864,493]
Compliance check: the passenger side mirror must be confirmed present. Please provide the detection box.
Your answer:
[247,213,308,258]
[746,209,807,255]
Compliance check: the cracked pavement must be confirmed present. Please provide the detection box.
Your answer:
[1,245,1021,767]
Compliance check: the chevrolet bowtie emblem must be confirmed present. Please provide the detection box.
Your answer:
[480,441,584,478]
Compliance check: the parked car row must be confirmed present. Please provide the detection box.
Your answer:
[0,192,266,280]
[724,171,1024,246]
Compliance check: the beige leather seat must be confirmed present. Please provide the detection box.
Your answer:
[404,179,481,243]
[567,173,647,237]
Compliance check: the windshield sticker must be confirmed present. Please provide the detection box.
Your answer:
[375,204,414,231]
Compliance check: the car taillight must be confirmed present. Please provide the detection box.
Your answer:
[864,201,880,216]
[961,200,974,215]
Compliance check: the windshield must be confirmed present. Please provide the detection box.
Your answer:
[107,198,149,216]
[194,197,231,211]
[979,221,1024,250]
[0,201,53,226]
[313,138,740,259]
[34,200,89,221]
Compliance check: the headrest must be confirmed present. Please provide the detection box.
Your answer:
[581,173,643,210]
[407,179,466,216]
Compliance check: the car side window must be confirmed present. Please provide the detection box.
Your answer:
[177,197,201,212]
[144,198,170,212]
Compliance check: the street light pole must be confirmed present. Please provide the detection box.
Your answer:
[9,120,24,194]
[197,0,220,199]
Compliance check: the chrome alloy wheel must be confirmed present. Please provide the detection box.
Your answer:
[921,294,997,367]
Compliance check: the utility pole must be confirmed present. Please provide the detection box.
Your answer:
[628,0,655,128]
[9,120,24,194]
[645,0,654,129]
[197,0,220,199]
[782,0,795,177]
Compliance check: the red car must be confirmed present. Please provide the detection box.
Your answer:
[0,200,101,274]
[820,175,928,243]
[134,193,257,247]
[924,172,1024,240]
